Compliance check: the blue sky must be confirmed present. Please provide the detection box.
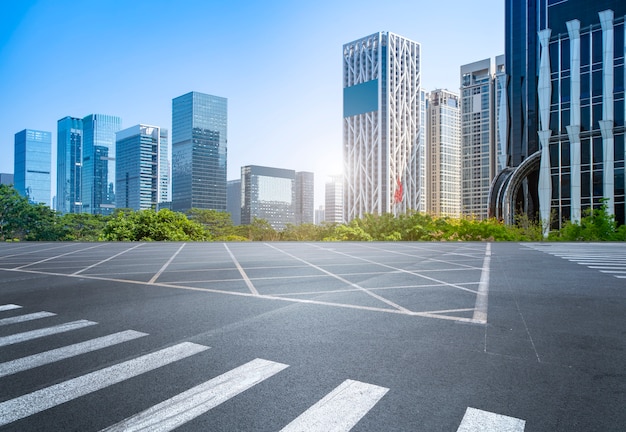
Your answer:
[0,0,504,206]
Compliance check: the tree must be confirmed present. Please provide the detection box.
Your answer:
[0,184,30,241]
[100,209,208,241]
[186,208,237,240]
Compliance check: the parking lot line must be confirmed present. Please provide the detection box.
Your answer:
[73,243,145,275]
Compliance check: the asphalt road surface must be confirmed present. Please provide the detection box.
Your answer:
[0,241,624,431]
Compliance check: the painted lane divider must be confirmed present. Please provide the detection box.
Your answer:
[456,407,526,432]
[0,320,97,348]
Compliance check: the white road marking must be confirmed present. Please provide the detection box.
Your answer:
[472,243,491,324]
[0,330,147,378]
[456,407,525,432]
[14,244,107,270]
[0,320,97,347]
[0,342,209,427]
[148,243,186,284]
[0,311,56,326]
[101,358,288,432]
[73,243,145,275]
[280,379,388,432]
[224,243,259,295]
[267,244,411,313]
[0,304,22,312]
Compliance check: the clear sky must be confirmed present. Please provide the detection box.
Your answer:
[0,0,504,207]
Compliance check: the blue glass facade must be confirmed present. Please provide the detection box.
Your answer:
[241,165,295,230]
[82,114,121,215]
[56,117,83,213]
[14,129,52,206]
[116,125,165,211]
[171,92,227,212]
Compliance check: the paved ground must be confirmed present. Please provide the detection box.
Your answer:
[0,241,624,431]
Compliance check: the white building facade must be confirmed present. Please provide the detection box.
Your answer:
[342,31,425,221]
[427,89,462,217]
[460,56,507,219]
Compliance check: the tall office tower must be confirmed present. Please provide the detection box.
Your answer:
[295,171,314,224]
[426,89,461,217]
[343,32,425,221]
[171,91,227,212]
[82,114,121,215]
[116,125,168,211]
[227,179,241,225]
[159,128,170,204]
[56,117,83,213]
[491,0,626,234]
[0,173,14,185]
[460,57,507,219]
[315,205,325,225]
[241,165,295,230]
[14,129,51,206]
[325,175,344,223]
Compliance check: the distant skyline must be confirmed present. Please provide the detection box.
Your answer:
[0,0,504,207]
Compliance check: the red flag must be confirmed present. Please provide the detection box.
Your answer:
[394,177,403,203]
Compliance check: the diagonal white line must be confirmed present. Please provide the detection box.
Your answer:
[0,342,209,427]
[73,243,145,275]
[0,320,97,348]
[0,330,147,378]
[280,379,389,432]
[0,304,22,312]
[0,311,56,326]
[456,407,525,432]
[100,358,288,432]
[267,244,411,313]
[472,243,491,324]
[14,244,107,270]
[148,243,186,284]
[224,243,259,295]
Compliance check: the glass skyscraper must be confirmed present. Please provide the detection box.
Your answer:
[56,116,83,214]
[82,114,121,215]
[171,91,227,212]
[241,165,295,230]
[491,0,626,234]
[295,171,314,224]
[116,124,168,211]
[343,32,425,221]
[14,129,51,206]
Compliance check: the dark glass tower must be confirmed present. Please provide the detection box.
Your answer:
[14,129,51,206]
[171,92,227,212]
[57,117,83,214]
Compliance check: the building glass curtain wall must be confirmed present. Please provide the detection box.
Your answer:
[241,165,295,230]
[171,91,227,212]
[82,114,121,215]
[56,117,83,214]
[343,31,424,221]
[14,129,51,206]
[492,0,626,231]
[427,89,462,217]
[295,171,314,224]
[325,175,344,223]
[116,125,166,211]
[227,179,241,225]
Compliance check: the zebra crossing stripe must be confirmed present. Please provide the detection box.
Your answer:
[0,342,208,427]
[0,304,22,312]
[456,407,525,432]
[0,320,97,348]
[101,358,288,432]
[279,379,389,432]
[0,311,56,326]
[0,330,147,378]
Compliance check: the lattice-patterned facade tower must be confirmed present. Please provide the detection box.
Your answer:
[342,32,424,221]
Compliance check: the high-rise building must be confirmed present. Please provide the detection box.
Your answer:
[0,173,14,185]
[241,165,295,230]
[14,129,51,206]
[460,57,507,219]
[171,91,227,212]
[115,124,168,211]
[56,116,83,214]
[491,0,626,233]
[427,89,462,217]
[343,32,425,221]
[227,179,241,225]
[295,171,314,224]
[325,175,344,224]
[158,128,170,204]
[315,205,325,225]
[82,114,121,215]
